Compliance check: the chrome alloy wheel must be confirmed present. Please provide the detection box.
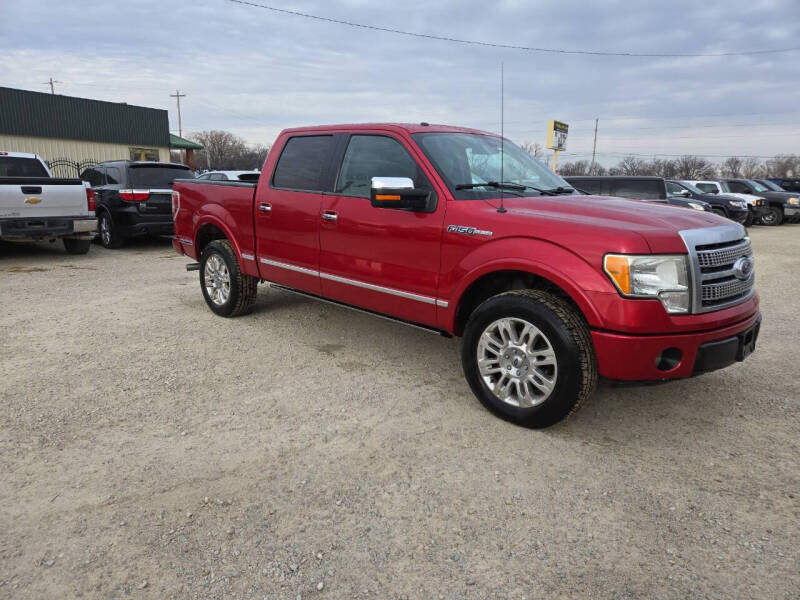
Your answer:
[477,317,558,408]
[100,215,111,246]
[204,253,231,306]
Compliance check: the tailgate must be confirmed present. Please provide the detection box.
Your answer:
[0,178,88,219]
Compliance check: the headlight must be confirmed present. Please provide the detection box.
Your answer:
[604,254,690,314]
[687,202,705,211]
[756,199,766,206]
[729,200,746,209]
[789,197,799,205]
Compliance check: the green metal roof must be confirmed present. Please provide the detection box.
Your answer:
[170,133,203,150]
[0,86,170,147]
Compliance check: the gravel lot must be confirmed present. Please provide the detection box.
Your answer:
[1,225,799,599]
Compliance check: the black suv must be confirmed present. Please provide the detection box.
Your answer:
[665,180,749,224]
[563,176,712,212]
[81,161,194,248]
[717,178,800,226]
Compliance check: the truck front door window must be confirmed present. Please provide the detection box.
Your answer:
[336,135,427,198]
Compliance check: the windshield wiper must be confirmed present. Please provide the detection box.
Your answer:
[454,181,558,196]
[540,186,575,195]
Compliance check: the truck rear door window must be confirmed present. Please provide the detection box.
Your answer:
[614,180,663,200]
[272,135,333,192]
[0,157,49,178]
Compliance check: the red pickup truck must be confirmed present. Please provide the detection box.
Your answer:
[172,123,761,428]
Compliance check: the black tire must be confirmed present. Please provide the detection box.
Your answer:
[711,208,727,219]
[98,211,124,248]
[760,206,783,226]
[200,240,258,317]
[461,289,598,428]
[62,238,91,255]
[744,211,754,227]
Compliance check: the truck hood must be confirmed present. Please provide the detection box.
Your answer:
[483,193,735,254]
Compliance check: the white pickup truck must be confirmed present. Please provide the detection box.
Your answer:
[0,152,96,254]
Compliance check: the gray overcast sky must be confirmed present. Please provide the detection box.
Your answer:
[2,0,799,165]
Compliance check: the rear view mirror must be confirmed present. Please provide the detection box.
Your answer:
[370,176,431,212]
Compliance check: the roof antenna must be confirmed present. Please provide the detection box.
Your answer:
[497,62,507,214]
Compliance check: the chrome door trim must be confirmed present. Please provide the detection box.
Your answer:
[259,257,319,277]
[320,271,436,305]
[257,256,449,308]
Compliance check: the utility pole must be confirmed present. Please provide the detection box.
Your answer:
[170,90,186,138]
[170,90,187,164]
[589,118,599,174]
[43,78,62,94]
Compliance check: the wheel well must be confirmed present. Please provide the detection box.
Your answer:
[453,270,581,336]
[196,223,228,254]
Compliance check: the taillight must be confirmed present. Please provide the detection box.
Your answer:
[86,187,96,211]
[172,190,180,220]
[119,189,150,202]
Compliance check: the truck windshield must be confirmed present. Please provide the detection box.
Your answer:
[747,180,769,192]
[0,156,49,178]
[128,165,194,188]
[759,180,784,192]
[679,181,705,195]
[413,133,572,199]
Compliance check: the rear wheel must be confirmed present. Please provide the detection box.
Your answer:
[760,206,783,226]
[200,240,258,317]
[712,208,727,218]
[63,238,91,255]
[461,290,598,428]
[98,211,124,248]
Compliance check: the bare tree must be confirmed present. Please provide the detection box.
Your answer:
[740,157,764,179]
[764,154,800,178]
[558,160,590,176]
[646,158,679,179]
[720,157,743,178]
[613,155,649,175]
[189,130,269,171]
[671,155,716,179]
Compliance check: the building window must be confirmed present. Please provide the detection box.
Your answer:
[130,147,160,161]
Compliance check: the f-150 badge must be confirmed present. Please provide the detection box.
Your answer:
[447,224,493,237]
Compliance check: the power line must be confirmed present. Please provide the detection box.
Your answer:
[229,0,800,58]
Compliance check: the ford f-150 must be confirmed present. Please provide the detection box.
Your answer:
[172,124,761,428]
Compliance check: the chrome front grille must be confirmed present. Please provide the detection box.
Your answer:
[679,224,755,313]
[696,239,752,268]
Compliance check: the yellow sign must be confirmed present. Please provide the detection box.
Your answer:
[24,197,42,204]
[546,119,569,151]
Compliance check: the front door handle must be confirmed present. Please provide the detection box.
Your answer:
[322,211,338,222]
[259,203,272,213]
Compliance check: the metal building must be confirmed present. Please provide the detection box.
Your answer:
[0,86,172,170]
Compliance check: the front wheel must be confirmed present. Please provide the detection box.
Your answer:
[461,290,598,428]
[760,206,783,226]
[200,240,258,317]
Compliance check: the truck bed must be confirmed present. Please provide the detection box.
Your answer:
[172,179,258,270]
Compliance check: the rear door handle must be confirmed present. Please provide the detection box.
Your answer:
[259,203,272,213]
[322,211,338,222]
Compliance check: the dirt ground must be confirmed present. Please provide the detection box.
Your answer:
[1,225,798,599]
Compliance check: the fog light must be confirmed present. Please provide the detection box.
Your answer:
[656,347,682,371]
[658,290,690,314]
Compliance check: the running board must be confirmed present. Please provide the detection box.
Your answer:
[186,262,201,271]
[268,283,450,337]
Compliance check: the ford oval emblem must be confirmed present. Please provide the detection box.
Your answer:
[733,256,753,280]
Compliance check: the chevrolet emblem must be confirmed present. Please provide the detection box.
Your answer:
[24,197,42,204]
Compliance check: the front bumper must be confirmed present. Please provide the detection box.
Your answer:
[592,311,761,381]
[0,216,97,240]
[784,206,800,219]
